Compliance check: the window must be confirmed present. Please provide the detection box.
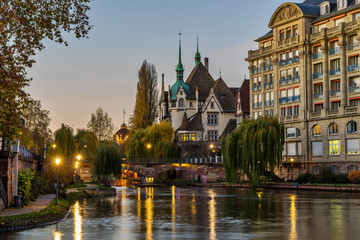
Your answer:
[279,30,285,41]
[189,101,193,108]
[331,101,340,110]
[347,139,360,155]
[348,165,357,173]
[179,133,189,142]
[210,101,215,109]
[347,121,357,134]
[312,141,323,156]
[171,102,176,108]
[312,124,321,136]
[270,109,274,116]
[198,102,204,112]
[287,107,292,116]
[297,142,302,155]
[281,108,286,117]
[329,140,341,155]
[178,98,185,108]
[329,122,339,135]
[294,106,300,115]
[313,166,320,174]
[180,91,183,95]
[191,133,196,141]
[293,25,298,37]
[287,143,296,156]
[314,104,323,113]
[331,165,337,174]
[207,114,218,126]
[287,128,296,138]
[354,12,360,21]
[208,131,218,141]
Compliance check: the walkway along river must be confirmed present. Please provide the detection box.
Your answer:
[1,186,360,240]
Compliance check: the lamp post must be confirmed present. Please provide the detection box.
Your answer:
[209,144,214,163]
[290,158,295,181]
[55,158,60,205]
[146,144,151,163]
[76,155,82,189]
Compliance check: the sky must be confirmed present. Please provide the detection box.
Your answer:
[27,0,302,132]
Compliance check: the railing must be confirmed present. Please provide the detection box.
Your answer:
[313,92,323,99]
[278,57,299,67]
[329,68,341,76]
[279,97,287,104]
[328,109,339,116]
[264,64,273,71]
[279,76,300,85]
[313,72,323,79]
[264,100,274,107]
[125,158,223,164]
[348,86,360,93]
[312,52,323,60]
[329,47,340,56]
[345,106,358,114]
[253,102,262,109]
[279,95,300,104]
[330,89,341,96]
[348,64,359,72]
[293,95,300,102]
[347,42,359,51]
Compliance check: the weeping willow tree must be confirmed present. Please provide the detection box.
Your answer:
[221,116,285,188]
[95,142,123,184]
[126,121,178,160]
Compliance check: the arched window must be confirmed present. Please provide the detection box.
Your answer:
[329,122,339,135]
[312,124,321,136]
[178,98,185,108]
[347,121,357,134]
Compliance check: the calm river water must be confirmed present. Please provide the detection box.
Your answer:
[2,186,360,240]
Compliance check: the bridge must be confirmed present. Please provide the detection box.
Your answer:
[122,157,225,184]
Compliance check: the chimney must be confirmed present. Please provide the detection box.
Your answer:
[204,57,209,71]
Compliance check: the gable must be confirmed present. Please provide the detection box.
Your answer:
[185,62,214,101]
[269,3,306,28]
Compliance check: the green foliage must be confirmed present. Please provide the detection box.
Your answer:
[130,60,159,129]
[0,0,91,143]
[297,169,350,184]
[222,116,285,188]
[126,122,178,159]
[18,169,35,206]
[87,107,114,141]
[53,124,76,158]
[75,129,98,164]
[297,173,317,184]
[95,142,123,177]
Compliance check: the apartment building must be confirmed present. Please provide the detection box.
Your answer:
[246,0,360,179]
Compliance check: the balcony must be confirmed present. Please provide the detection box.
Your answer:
[329,68,341,76]
[252,66,261,74]
[264,82,274,89]
[330,89,341,96]
[313,72,323,80]
[329,47,340,56]
[348,86,360,94]
[264,64,273,72]
[347,42,359,51]
[279,95,300,104]
[293,95,300,102]
[264,100,274,107]
[279,76,300,86]
[312,52,323,60]
[253,102,262,109]
[348,64,359,72]
[313,92,323,99]
[279,97,287,104]
[278,57,299,67]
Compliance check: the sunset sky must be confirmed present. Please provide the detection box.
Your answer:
[26,0,299,132]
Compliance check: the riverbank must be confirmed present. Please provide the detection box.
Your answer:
[190,182,360,192]
[0,185,116,232]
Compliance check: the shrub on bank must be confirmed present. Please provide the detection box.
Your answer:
[296,168,350,184]
[348,171,360,183]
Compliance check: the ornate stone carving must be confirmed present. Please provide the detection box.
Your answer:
[273,5,301,24]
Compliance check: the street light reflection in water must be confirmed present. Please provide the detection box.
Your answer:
[74,201,82,240]
[208,189,217,240]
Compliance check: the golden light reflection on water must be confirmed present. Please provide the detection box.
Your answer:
[208,189,217,240]
[171,185,176,233]
[191,192,196,224]
[53,230,63,240]
[145,187,154,240]
[74,201,82,240]
[330,200,344,238]
[289,194,297,240]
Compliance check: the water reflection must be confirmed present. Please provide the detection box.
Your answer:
[289,194,297,240]
[53,230,62,240]
[208,189,217,240]
[74,201,82,240]
[171,185,176,233]
[145,188,154,240]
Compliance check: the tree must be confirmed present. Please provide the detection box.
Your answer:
[53,124,76,158]
[94,142,123,184]
[221,116,285,188]
[87,107,115,141]
[75,129,98,164]
[0,0,91,144]
[126,122,178,159]
[20,98,53,154]
[130,60,159,129]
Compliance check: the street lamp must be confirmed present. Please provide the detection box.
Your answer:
[146,144,151,163]
[55,158,60,205]
[76,155,81,189]
[290,158,295,181]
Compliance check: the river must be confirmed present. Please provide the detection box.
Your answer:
[2,186,360,240]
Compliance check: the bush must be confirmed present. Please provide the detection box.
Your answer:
[18,169,35,206]
[348,171,360,183]
[335,173,350,183]
[317,168,334,183]
[297,173,317,183]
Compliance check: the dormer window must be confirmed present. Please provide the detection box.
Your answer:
[320,2,330,15]
[180,91,183,95]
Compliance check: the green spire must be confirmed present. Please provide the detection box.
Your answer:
[176,30,184,81]
[195,34,201,67]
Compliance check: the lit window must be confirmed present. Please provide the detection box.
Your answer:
[191,134,196,141]
[347,121,357,133]
[329,140,341,155]
[329,122,339,135]
[312,124,321,136]
[180,134,189,142]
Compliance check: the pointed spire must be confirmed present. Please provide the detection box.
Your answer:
[219,67,222,78]
[195,33,201,67]
[176,30,184,81]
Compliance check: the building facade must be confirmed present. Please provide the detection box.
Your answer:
[160,37,238,159]
[246,0,360,179]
